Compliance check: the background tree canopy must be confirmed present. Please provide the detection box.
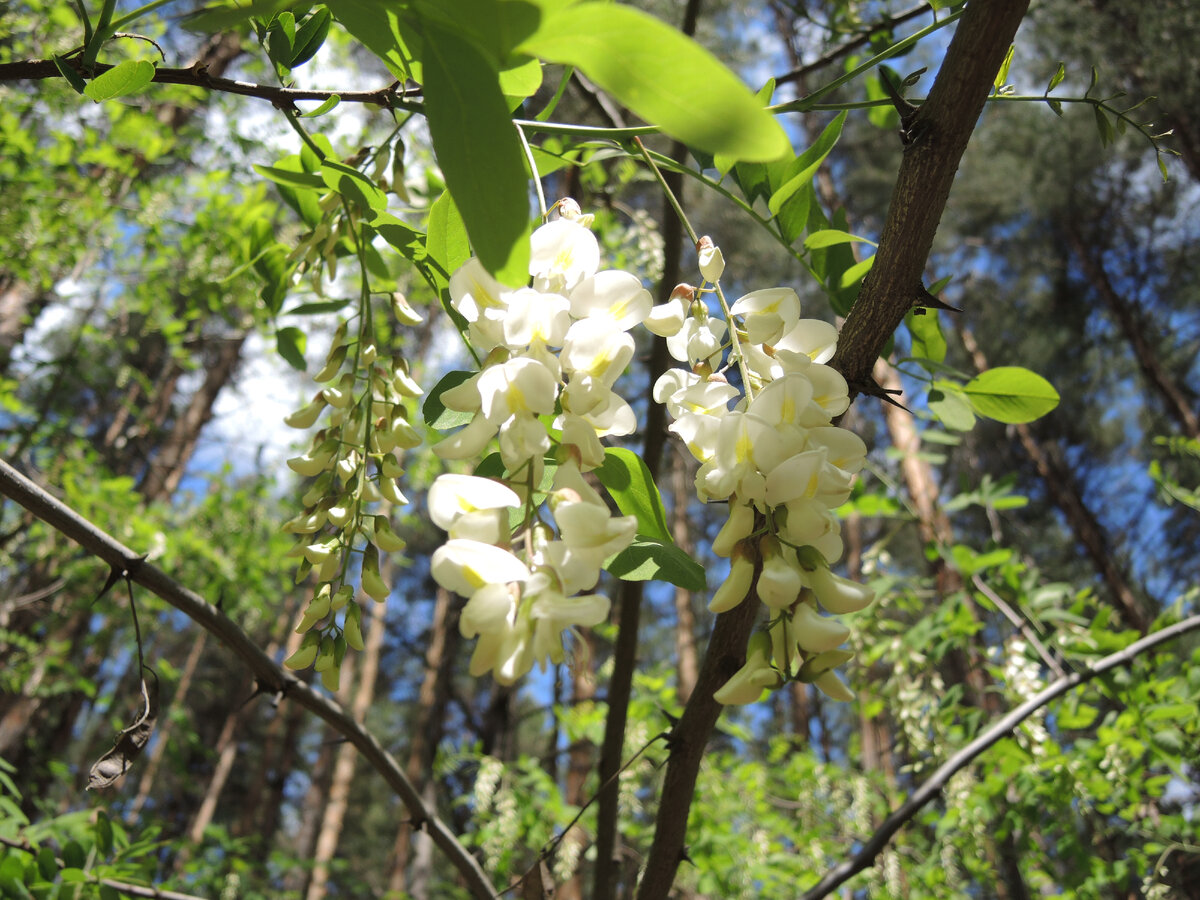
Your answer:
[1,1,1198,899]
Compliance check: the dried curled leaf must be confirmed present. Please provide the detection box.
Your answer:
[87,670,158,790]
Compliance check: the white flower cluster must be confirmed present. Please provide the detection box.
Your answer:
[650,237,874,705]
[428,202,640,684]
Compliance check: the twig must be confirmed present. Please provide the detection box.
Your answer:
[773,3,936,88]
[971,574,1066,679]
[0,58,418,110]
[798,613,1200,900]
[0,459,498,900]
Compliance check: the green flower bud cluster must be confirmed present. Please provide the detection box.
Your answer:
[281,317,423,691]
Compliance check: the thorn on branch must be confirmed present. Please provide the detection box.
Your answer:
[850,377,908,411]
[913,284,962,314]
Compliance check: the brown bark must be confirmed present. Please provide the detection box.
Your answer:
[670,451,699,704]
[635,586,762,900]
[306,596,388,900]
[386,586,459,898]
[1062,224,1199,441]
[139,332,247,502]
[959,328,1152,632]
[553,638,596,900]
[830,0,1032,392]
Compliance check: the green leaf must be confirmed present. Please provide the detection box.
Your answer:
[423,370,477,429]
[1056,703,1098,730]
[83,59,156,101]
[36,847,57,882]
[299,94,340,117]
[425,190,472,289]
[993,43,1014,91]
[520,3,789,161]
[94,811,113,857]
[422,22,531,285]
[321,159,387,213]
[370,212,427,262]
[907,309,947,364]
[61,842,85,870]
[928,383,976,431]
[963,367,1060,423]
[803,229,876,250]
[606,539,706,591]
[275,326,307,371]
[290,7,332,67]
[283,299,350,316]
[595,447,671,543]
[767,111,845,216]
[1047,61,1066,93]
[839,254,875,289]
[53,55,88,94]
[325,0,420,81]
[715,79,775,174]
[253,164,327,191]
[185,0,294,31]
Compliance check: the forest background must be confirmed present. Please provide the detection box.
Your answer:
[1,0,1199,898]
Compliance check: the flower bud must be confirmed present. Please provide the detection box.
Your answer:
[342,602,365,650]
[756,536,801,609]
[284,631,321,670]
[804,562,875,614]
[391,292,424,325]
[709,550,754,613]
[792,600,850,653]
[314,343,348,383]
[697,236,725,283]
[285,393,328,429]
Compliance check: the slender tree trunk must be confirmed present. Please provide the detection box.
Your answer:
[959,328,1152,632]
[386,586,459,898]
[1062,223,1199,440]
[555,633,597,900]
[139,332,247,502]
[305,596,388,900]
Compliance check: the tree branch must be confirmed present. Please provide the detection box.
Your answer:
[798,613,1200,900]
[773,2,935,88]
[0,460,498,900]
[0,58,415,109]
[634,568,762,900]
[828,0,1031,396]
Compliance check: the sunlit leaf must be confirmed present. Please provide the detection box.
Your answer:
[520,3,789,161]
[963,367,1060,423]
[422,22,531,285]
[83,60,155,102]
[596,447,671,543]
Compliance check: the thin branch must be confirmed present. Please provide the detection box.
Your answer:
[971,574,1066,679]
[0,460,498,900]
[774,2,936,88]
[0,58,418,110]
[798,613,1200,900]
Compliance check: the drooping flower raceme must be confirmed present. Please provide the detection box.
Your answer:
[428,204,641,683]
[653,237,874,705]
